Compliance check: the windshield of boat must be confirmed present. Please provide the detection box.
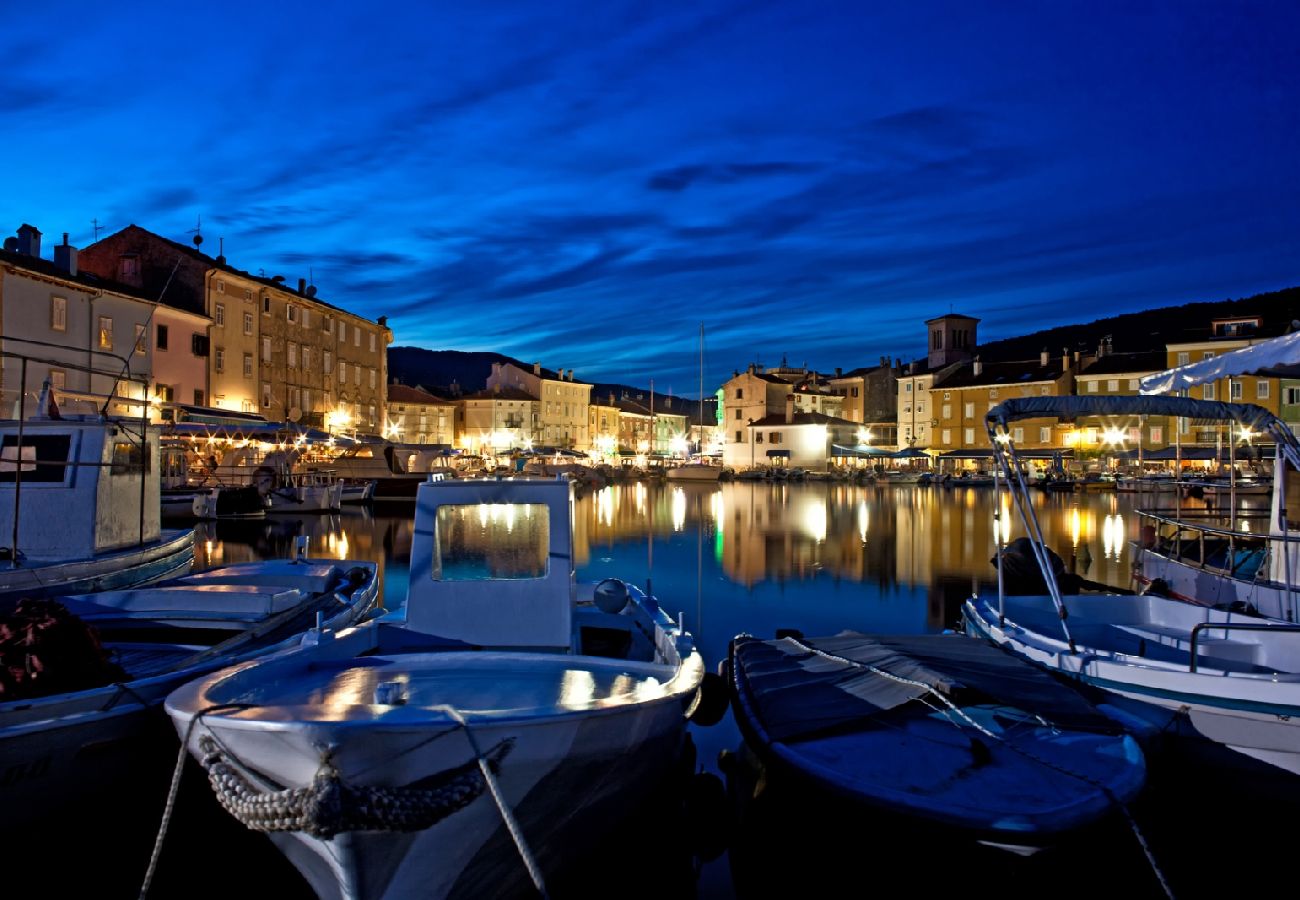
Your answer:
[433,503,550,580]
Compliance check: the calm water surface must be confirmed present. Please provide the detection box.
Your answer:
[58,482,1284,898]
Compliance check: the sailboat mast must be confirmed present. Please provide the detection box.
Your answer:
[698,322,705,451]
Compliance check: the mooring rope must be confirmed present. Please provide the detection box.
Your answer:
[139,703,249,900]
[782,637,1175,899]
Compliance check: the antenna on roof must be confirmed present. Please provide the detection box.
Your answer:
[91,218,104,241]
[188,214,203,248]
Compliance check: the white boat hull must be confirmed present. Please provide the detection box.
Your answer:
[169,643,696,900]
[267,482,343,513]
[1136,545,1297,621]
[0,529,194,598]
[964,594,1300,776]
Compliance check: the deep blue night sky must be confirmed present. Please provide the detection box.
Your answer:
[3,1,1298,394]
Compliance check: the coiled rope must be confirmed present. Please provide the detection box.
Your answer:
[784,637,1175,899]
[142,703,548,899]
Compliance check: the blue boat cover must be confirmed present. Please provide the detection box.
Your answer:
[733,633,1117,743]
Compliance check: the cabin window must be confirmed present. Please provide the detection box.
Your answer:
[0,434,71,483]
[433,503,549,581]
[110,440,148,476]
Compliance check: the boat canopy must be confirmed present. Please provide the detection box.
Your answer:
[1140,330,1300,395]
[735,633,1120,744]
[987,395,1281,432]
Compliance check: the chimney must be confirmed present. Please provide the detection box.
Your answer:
[53,233,78,276]
[1063,348,1072,372]
[1040,348,1049,368]
[2,237,16,252]
[785,394,795,424]
[835,367,842,377]
[16,224,41,258]
[747,363,755,375]
[298,278,307,295]
[972,356,982,377]
[533,362,541,376]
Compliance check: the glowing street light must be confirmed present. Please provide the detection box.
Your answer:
[1102,427,1126,446]
[856,428,872,445]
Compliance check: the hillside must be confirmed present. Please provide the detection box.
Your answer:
[973,286,1300,363]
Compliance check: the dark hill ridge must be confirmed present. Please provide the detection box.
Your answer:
[971,286,1300,364]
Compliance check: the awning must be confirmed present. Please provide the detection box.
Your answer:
[831,443,894,458]
[891,447,931,458]
[766,449,791,458]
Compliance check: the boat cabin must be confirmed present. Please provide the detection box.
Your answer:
[0,416,161,561]
[403,477,574,650]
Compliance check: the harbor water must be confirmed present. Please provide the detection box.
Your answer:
[14,481,1291,898]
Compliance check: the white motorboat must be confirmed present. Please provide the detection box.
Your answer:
[0,546,379,825]
[965,395,1300,776]
[166,476,706,899]
[666,462,724,482]
[0,414,194,597]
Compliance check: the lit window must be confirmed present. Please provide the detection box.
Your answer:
[243,312,253,335]
[964,428,974,445]
[134,324,147,356]
[1087,381,1099,393]
[1257,380,1270,400]
[98,316,113,349]
[1203,383,1216,401]
[1012,427,1023,443]
[1039,427,1051,443]
[1107,379,1119,392]
[288,343,298,368]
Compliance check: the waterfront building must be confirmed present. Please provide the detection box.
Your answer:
[931,350,1079,463]
[78,225,391,434]
[612,395,687,456]
[1281,376,1300,438]
[828,360,900,450]
[1165,315,1283,447]
[458,386,537,454]
[386,382,456,445]
[588,395,621,462]
[721,364,800,470]
[895,314,980,453]
[0,225,180,417]
[1071,345,1171,462]
[486,361,592,450]
[744,397,859,472]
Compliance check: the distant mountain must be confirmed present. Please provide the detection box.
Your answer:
[387,346,714,419]
[972,286,1300,364]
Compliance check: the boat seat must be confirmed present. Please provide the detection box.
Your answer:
[1111,623,1259,668]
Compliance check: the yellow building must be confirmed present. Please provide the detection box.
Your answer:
[386,382,456,445]
[486,361,592,450]
[931,351,1078,464]
[1071,348,1171,459]
[1166,315,1282,446]
[588,395,621,461]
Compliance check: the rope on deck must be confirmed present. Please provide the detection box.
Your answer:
[785,636,1175,899]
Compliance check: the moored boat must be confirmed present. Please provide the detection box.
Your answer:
[968,394,1300,776]
[0,415,194,597]
[165,476,706,900]
[0,548,379,825]
[728,631,1146,847]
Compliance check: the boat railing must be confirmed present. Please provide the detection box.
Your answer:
[1134,508,1293,582]
[1188,621,1300,673]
